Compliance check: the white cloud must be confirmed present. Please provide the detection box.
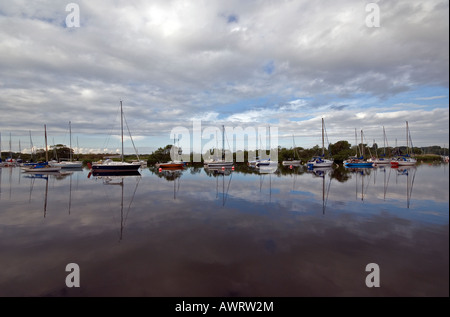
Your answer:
[0,0,448,152]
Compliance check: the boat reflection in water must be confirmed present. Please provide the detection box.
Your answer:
[392,165,416,209]
[306,166,333,214]
[155,167,184,200]
[345,167,374,202]
[90,171,141,241]
[22,171,74,217]
[204,166,233,206]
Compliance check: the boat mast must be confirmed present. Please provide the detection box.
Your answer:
[29,131,34,161]
[222,124,225,161]
[69,121,72,162]
[354,128,357,157]
[406,121,409,155]
[361,130,364,158]
[44,124,49,162]
[9,133,12,159]
[321,118,325,157]
[120,101,124,163]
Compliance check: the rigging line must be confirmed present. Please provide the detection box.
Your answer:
[364,171,372,200]
[362,131,373,158]
[123,176,141,228]
[408,168,417,208]
[324,173,332,212]
[122,112,140,160]
[223,172,233,206]
[323,121,331,154]
[102,104,121,150]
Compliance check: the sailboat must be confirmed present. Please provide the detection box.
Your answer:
[307,118,334,168]
[343,129,374,168]
[155,134,185,169]
[368,126,391,165]
[255,126,277,169]
[22,125,62,173]
[282,135,302,166]
[306,165,332,214]
[391,121,416,167]
[49,121,83,169]
[205,125,234,168]
[88,101,141,174]
[2,133,18,167]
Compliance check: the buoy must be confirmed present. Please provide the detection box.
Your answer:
[232,166,235,170]
[222,166,225,170]
[159,168,162,172]
[290,165,293,169]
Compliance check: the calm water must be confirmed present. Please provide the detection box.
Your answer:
[0,163,448,297]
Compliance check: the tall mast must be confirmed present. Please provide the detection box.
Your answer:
[29,131,34,161]
[9,133,12,159]
[354,128,357,156]
[322,118,325,156]
[361,130,364,158]
[44,124,48,162]
[222,125,225,161]
[120,101,124,163]
[406,121,409,155]
[69,121,72,162]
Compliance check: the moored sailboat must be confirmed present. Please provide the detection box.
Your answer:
[22,125,62,173]
[344,129,374,168]
[307,118,334,168]
[205,125,234,168]
[391,121,416,167]
[89,101,141,174]
[49,121,83,169]
[368,126,391,165]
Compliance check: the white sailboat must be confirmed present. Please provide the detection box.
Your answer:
[307,118,334,168]
[391,121,416,167]
[89,101,141,174]
[282,135,302,166]
[255,126,278,169]
[22,125,62,173]
[49,121,83,169]
[205,125,234,168]
[368,126,391,165]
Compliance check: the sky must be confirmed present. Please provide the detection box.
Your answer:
[0,0,448,156]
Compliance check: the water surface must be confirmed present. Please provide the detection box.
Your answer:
[0,163,448,297]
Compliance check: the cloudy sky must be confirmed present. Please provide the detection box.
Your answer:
[0,0,448,155]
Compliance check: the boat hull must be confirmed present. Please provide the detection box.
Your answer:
[344,162,374,168]
[49,161,83,168]
[91,164,141,173]
[282,160,302,166]
[307,161,334,168]
[22,166,62,173]
[156,163,185,169]
[206,162,234,168]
